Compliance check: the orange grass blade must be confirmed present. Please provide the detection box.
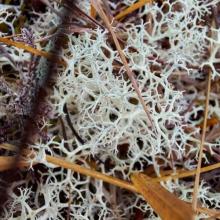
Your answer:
[196,206,220,219]
[151,162,220,182]
[91,0,152,127]
[131,173,194,220]
[192,70,212,212]
[90,4,97,18]
[0,143,219,218]
[115,0,152,20]
[0,143,17,152]
[0,143,137,193]
[197,117,219,128]
[2,143,220,183]
[0,37,66,65]
[0,156,31,171]
[46,155,137,192]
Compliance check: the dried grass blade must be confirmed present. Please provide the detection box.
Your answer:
[90,4,97,18]
[0,37,65,65]
[45,155,137,192]
[0,143,18,152]
[151,161,220,182]
[197,117,219,128]
[0,145,136,192]
[196,206,220,219]
[0,156,16,171]
[0,143,219,219]
[0,156,30,171]
[0,143,136,192]
[131,173,194,220]
[115,0,152,20]
[192,70,212,212]
[91,0,152,127]
[2,143,220,184]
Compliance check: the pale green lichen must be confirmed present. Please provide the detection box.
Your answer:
[1,0,220,219]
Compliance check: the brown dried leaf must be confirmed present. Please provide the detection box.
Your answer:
[131,173,194,220]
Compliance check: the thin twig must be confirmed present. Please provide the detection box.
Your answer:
[59,116,70,150]
[63,104,85,144]
[192,70,212,213]
[91,0,152,127]
[60,0,105,30]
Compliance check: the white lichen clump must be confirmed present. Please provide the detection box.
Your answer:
[0,0,220,219]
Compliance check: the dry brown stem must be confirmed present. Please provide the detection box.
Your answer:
[91,0,152,127]
[192,70,212,213]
